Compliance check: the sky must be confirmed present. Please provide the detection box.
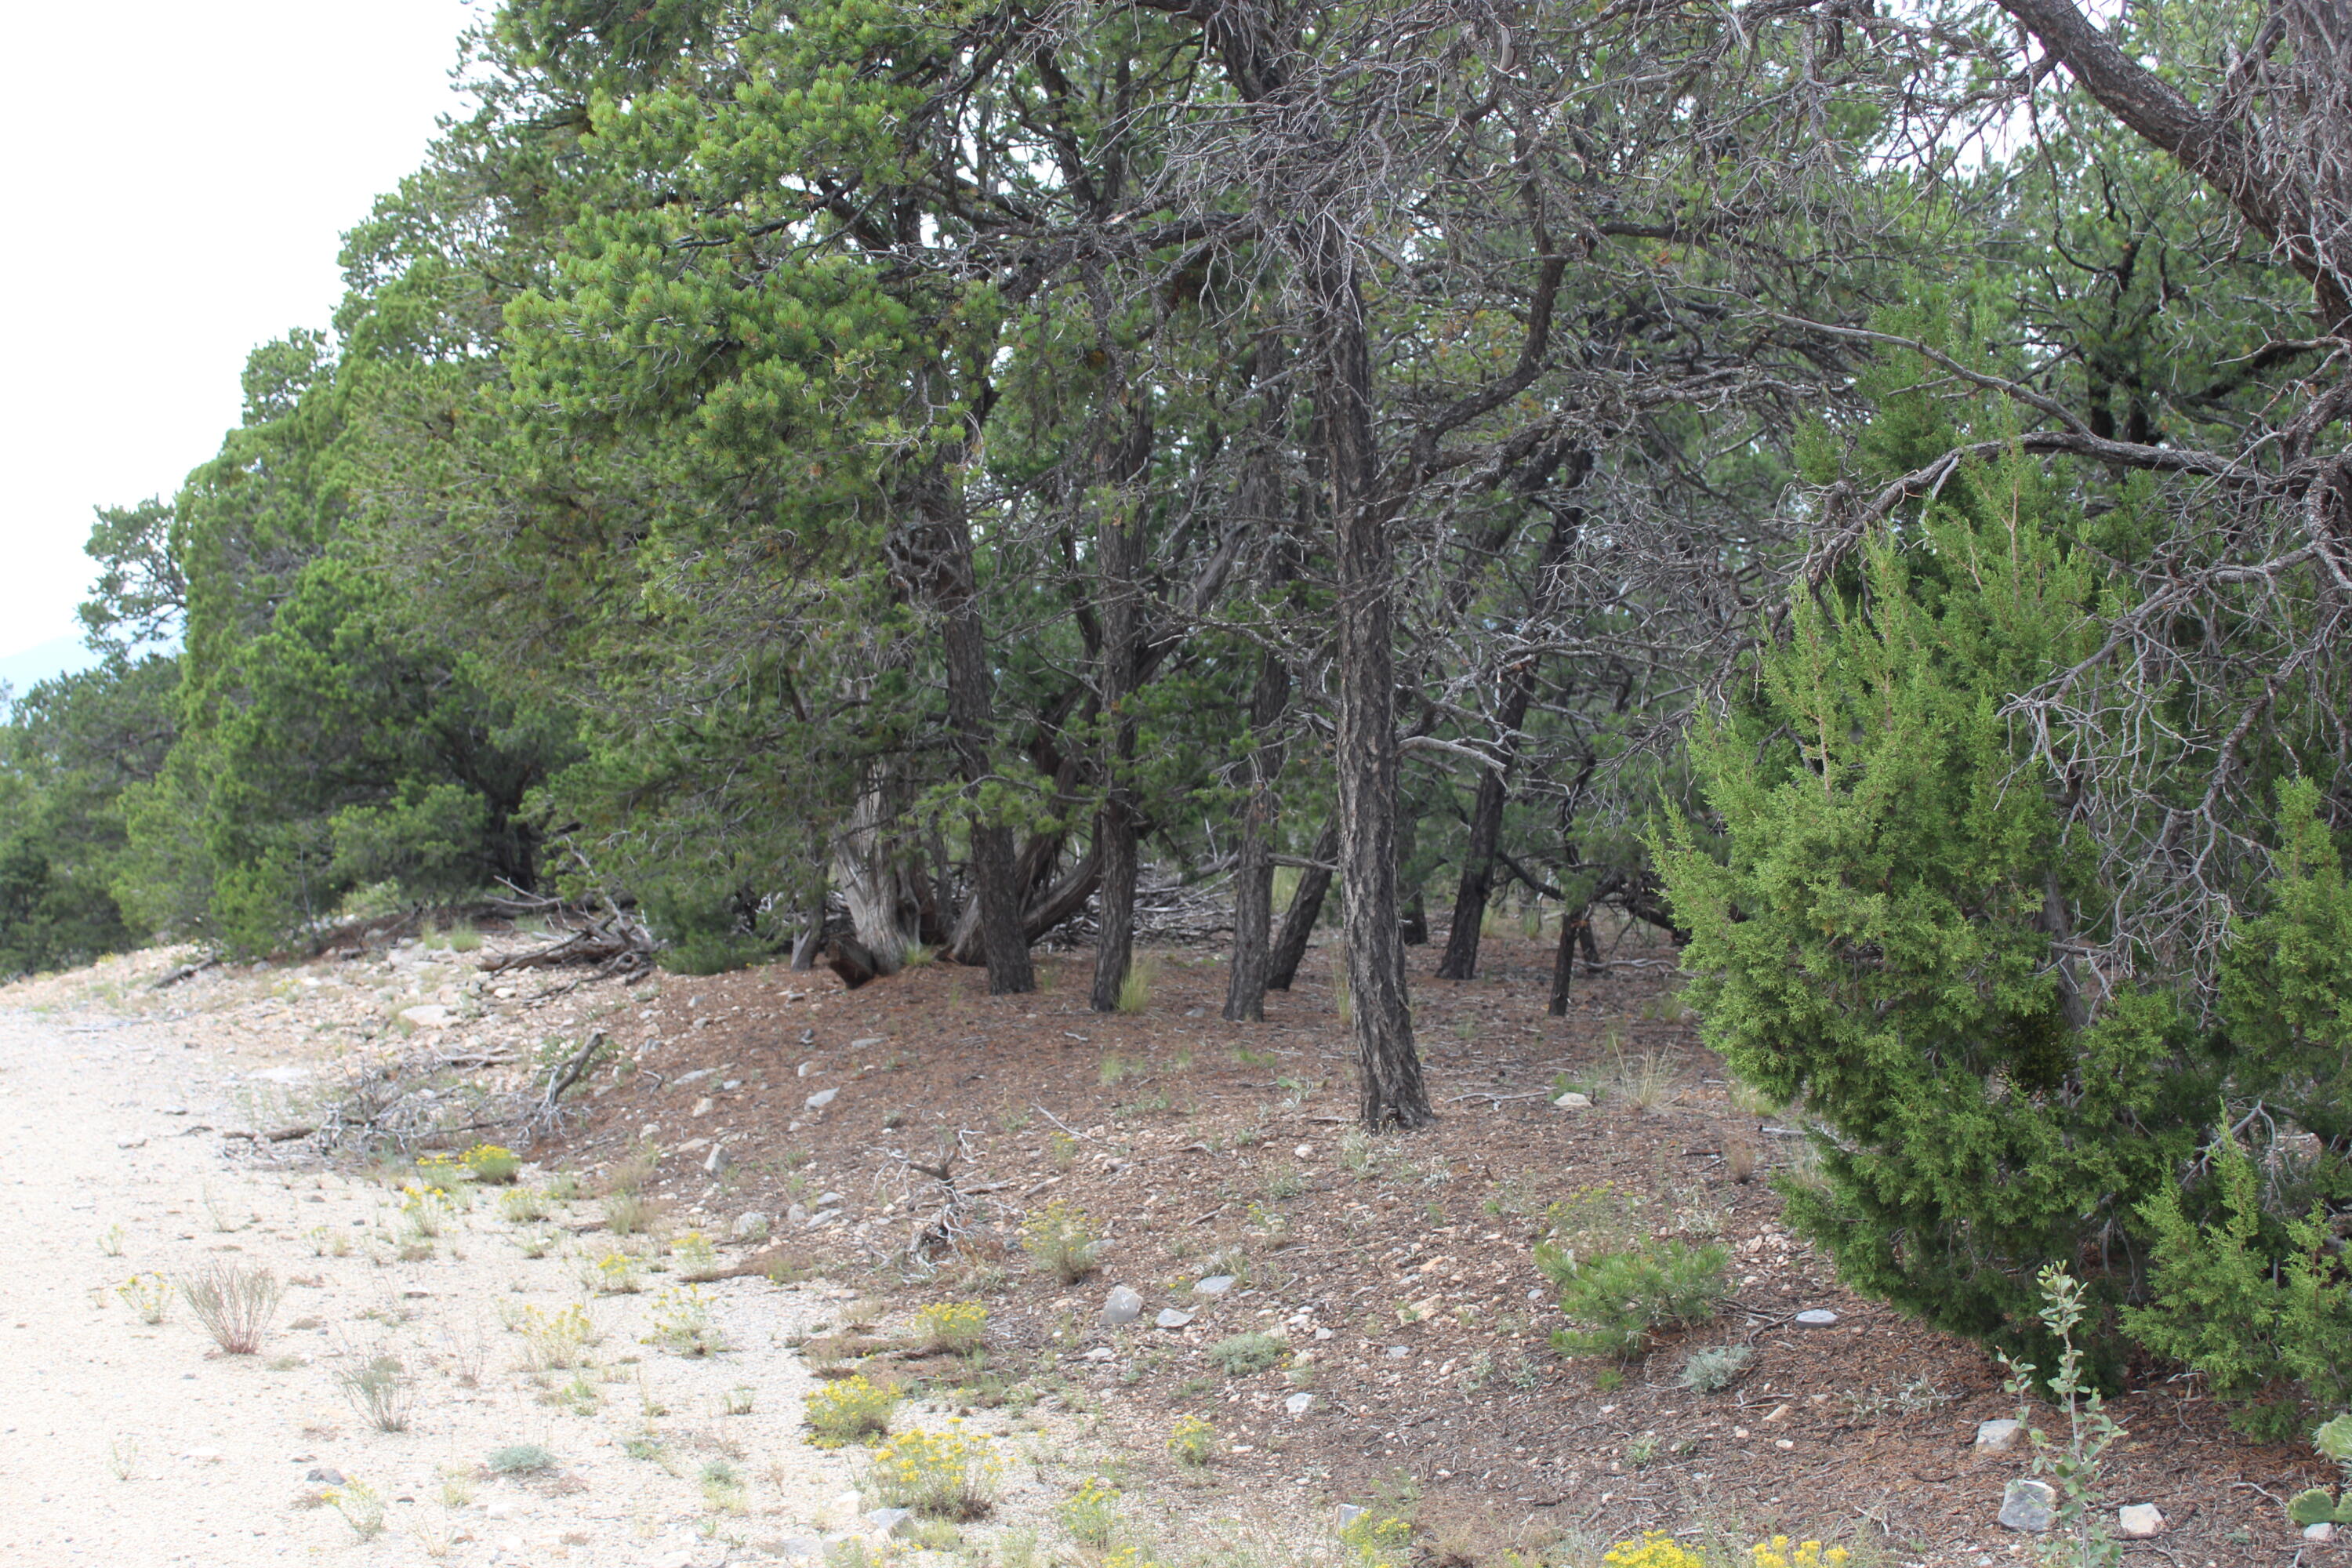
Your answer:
[0,1,481,685]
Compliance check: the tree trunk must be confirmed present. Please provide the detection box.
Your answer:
[1305,220,1432,1130]
[834,766,913,975]
[1268,816,1337,990]
[890,463,1033,994]
[1224,648,1291,1021]
[1548,896,1595,1017]
[1435,670,1534,980]
[1089,401,1151,1013]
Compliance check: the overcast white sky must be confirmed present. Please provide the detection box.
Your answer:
[0,1,480,678]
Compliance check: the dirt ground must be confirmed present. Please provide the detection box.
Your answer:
[5,920,2343,1568]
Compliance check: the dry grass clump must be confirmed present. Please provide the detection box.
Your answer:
[178,1260,283,1354]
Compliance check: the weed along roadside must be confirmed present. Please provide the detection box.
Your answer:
[2,931,2342,1566]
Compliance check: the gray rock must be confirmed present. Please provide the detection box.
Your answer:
[702,1144,731,1177]
[1083,1346,1116,1362]
[733,1210,771,1242]
[865,1508,915,1537]
[2306,1523,2338,1544]
[306,1466,347,1485]
[398,1004,456,1029]
[1286,1392,1315,1416]
[1103,1286,1144,1324]
[815,1191,844,1207]
[1552,1092,1592,1109]
[804,1087,838,1109]
[771,1537,825,1563]
[1155,1308,1193,1329]
[787,1203,809,1225]
[1335,1504,1366,1530]
[1385,1345,1411,1360]
[673,1067,715,1087]
[2116,1504,2164,1540]
[1194,1275,1237,1295]
[1999,1479,2056,1533]
[1973,1418,2024,1454]
[849,1036,885,1051]
[1793,1308,1840,1327]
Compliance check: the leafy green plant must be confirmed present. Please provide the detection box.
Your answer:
[1020,1200,1101,1284]
[117,1272,169,1325]
[460,1143,521,1184]
[325,1479,386,1540]
[1678,1344,1753,1394]
[2284,1414,2352,1528]
[510,1301,596,1371]
[641,1285,723,1355]
[1058,1475,1121,1546]
[1167,1414,1215,1466]
[863,1424,1004,1519]
[1205,1332,1290,1376]
[487,1443,555,1475]
[1998,1267,2124,1566]
[804,1374,898,1446]
[333,1345,416,1432]
[915,1301,988,1354]
[1538,1237,1726,1359]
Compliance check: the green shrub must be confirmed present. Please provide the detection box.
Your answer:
[1020,1200,1100,1284]
[1538,1237,1726,1359]
[1678,1343,1752,1394]
[863,1425,1003,1519]
[487,1444,554,1475]
[804,1374,898,1447]
[1204,1332,1290,1377]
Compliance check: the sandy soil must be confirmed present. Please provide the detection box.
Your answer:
[0,996,1086,1567]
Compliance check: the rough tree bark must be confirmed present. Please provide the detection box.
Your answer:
[1089,397,1153,1013]
[1267,816,1337,991]
[1223,644,1292,1020]
[890,461,1033,994]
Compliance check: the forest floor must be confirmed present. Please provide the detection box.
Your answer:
[4,922,2341,1568]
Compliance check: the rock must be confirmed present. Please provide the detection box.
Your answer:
[787,1203,809,1225]
[1286,1392,1315,1416]
[691,1097,716,1117]
[673,1068,715,1087]
[1973,1418,2024,1454]
[703,1144,731,1177]
[304,1466,345,1484]
[1195,1275,1237,1295]
[1184,1007,1206,1018]
[734,1211,771,1241]
[1103,1286,1144,1324]
[1156,1308,1194,1329]
[398,1004,456,1029]
[1552,1092,1592,1109]
[116,1137,147,1149]
[1793,1308,1840,1327]
[721,1079,742,1091]
[864,1508,915,1538]
[2115,1504,2164,1539]
[1083,1346,1116,1361]
[1314,1326,1333,1341]
[815,1191,844,1207]
[2307,1523,2338,1544]
[1385,1345,1411,1360]
[1336,1504,1367,1529]
[1999,1479,2056,1533]
[804,1087,838,1110]
[849,1036,885,1050]
[772,1537,824,1563]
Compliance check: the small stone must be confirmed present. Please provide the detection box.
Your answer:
[1386,1345,1411,1360]
[1335,1504,1366,1529]
[703,1144,731,1176]
[774,1537,824,1563]
[2115,1504,2164,1540]
[1195,1275,1236,1295]
[691,1097,716,1117]
[1294,1143,1314,1158]
[866,1508,915,1538]
[733,1211,771,1241]
[116,1137,147,1149]
[797,1062,813,1078]
[1083,1346,1116,1361]
[1999,1479,2056,1533]
[788,1203,809,1225]
[804,1087,838,1110]
[1314,1326,1333,1341]
[1184,1007,1206,1018]
[304,1465,344,1484]
[815,1191,844,1208]
[1156,1308,1194,1329]
[720,1079,742,1091]
[1793,1308,1839,1327]
[2306,1523,2338,1544]
[1286,1392,1315,1416]
[848,1036,884,1050]
[1552,1092,1592,1109]
[1103,1286,1144,1324]
[399,1004,456,1029]
[1973,1418,2024,1454]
